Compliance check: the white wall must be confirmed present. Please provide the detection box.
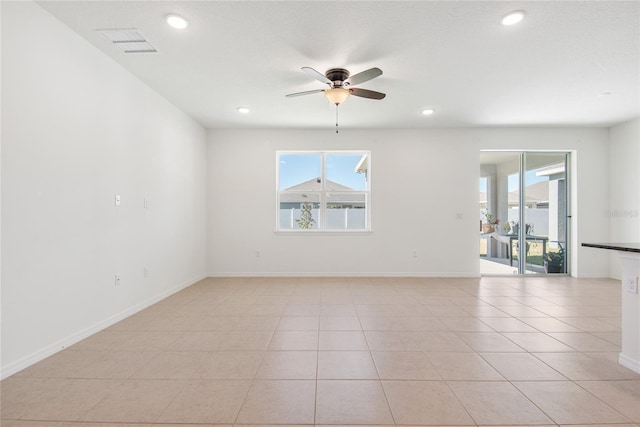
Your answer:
[1,2,207,378]
[608,118,640,279]
[207,127,610,278]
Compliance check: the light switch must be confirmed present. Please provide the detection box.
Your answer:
[115,194,121,206]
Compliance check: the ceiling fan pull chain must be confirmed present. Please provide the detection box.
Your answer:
[336,104,339,134]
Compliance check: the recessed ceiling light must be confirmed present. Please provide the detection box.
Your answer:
[237,107,250,114]
[166,14,189,29]
[501,10,525,26]
[421,108,435,116]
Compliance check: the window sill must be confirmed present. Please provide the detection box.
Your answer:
[274,230,372,235]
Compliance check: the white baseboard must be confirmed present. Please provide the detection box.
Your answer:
[0,273,206,380]
[573,273,614,279]
[619,352,640,374]
[207,271,479,278]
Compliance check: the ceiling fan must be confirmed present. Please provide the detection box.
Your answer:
[286,67,386,105]
[286,67,386,133]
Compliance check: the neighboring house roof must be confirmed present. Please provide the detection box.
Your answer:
[284,178,353,192]
[355,154,368,174]
[517,180,550,203]
[479,181,550,204]
[281,178,365,204]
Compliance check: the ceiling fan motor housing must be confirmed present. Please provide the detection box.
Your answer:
[326,68,350,87]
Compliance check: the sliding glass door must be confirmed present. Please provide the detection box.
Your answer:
[524,153,568,274]
[479,152,520,274]
[480,151,569,275]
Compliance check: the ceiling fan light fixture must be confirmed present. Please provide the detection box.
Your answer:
[501,10,525,26]
[325,88,351,105]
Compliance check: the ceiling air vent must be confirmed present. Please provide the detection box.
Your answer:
[96,28,157,53]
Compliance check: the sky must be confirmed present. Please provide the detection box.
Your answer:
[279,153,367,191]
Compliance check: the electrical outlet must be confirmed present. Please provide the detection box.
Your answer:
[115,274,121,286]
[256,250,261,258]
[412,250,418,258]
[625,277,638,294]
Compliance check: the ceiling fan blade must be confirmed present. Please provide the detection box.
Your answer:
[285,89,326,98]
[347,67,383,86]
[301,67,331,85]
[349,88,386,100]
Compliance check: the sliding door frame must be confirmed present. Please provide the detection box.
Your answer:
[481,150,571,276]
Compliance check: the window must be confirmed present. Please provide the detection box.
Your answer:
[277,151,370,231]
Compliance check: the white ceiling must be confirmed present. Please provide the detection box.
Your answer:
[37,1,640,130]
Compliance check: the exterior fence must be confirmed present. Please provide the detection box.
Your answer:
[279,208,366,230]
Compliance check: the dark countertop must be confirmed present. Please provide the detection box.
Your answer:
[582,243,640,253]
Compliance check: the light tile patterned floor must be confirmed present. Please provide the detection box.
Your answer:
[2,276,640,426]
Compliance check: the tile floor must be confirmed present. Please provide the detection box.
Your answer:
[2,276,640,426]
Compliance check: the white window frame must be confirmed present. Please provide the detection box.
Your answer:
[276,150,371,232]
